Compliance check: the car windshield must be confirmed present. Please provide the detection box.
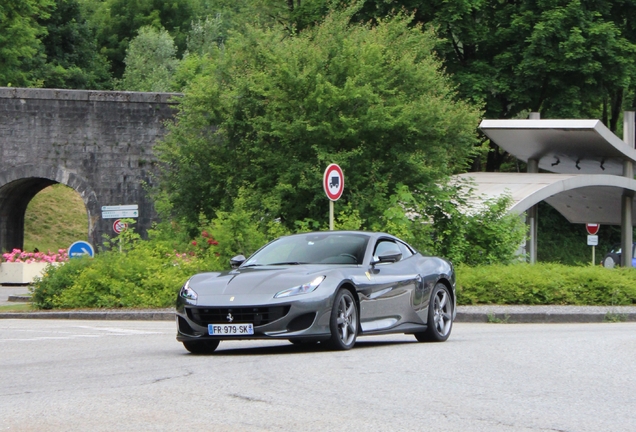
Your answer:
[243,233,369,266]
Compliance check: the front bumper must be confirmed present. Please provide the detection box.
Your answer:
[176,296,333,342]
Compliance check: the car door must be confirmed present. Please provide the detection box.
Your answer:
[357,238,423,332]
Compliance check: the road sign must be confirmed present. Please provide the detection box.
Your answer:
[101,205,138,211]
[587,235,599,246]
[586,223,600,235]
[323,164,344,201]
[102,204,138,219]
[113,219,128,234]
[68,241,94,258]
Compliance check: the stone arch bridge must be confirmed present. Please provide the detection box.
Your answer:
[0,87,180,252]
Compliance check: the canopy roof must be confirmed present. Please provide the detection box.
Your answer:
[454,172,636,225]
[479,119,636,175]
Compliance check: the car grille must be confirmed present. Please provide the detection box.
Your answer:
[186,306,291,327]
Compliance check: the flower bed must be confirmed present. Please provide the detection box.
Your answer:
[0,249,68,285]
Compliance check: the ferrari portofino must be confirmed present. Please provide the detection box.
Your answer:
[176,231,455,353]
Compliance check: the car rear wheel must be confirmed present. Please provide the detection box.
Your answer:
[415,283,453,343]
[328,289,358,350]
[603,253,620,268]
[182,340,220,354]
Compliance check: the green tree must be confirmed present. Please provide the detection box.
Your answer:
[348,0,636,170]
[0,0,52,87]
[116,26,178,92]
[82,0,199,79]
[37,0,112,89]
[157,8,482,231]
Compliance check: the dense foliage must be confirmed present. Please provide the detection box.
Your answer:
[0,0,52,87]
[31,221,223,309]
[157,9,482,231]
[457,263,636,305]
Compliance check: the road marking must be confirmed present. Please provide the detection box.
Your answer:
[74,326,164,335]
[0,335,101,342]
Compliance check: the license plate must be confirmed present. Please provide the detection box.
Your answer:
[208,323,254,336]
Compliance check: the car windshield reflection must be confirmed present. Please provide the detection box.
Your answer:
[243,233,369,266]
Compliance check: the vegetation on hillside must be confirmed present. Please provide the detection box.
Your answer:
[23,184,88,253]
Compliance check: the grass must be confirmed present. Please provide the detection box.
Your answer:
[23,184,88,253]
[0,303,33,312]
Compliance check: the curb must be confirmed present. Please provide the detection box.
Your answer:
[455,312,636,323]
[0,310,175,321]
[7,295,31,302]
[455,305,636,323]
[1,306,636,323]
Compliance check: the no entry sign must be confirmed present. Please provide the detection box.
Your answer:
[113,219,128,234]
[586,223,600,235]
[323,164,344,201]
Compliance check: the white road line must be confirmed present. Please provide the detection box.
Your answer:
[74,326,165,335]
[0,335,102,342]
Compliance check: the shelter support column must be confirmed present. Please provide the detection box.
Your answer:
[526,112,540,264]
[622,111,635,267]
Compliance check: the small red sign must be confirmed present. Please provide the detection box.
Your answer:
[586,223,600,235]
[323,164,344,201]
[113,219,128,234]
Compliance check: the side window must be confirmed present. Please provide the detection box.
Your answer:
[397,241,413,259]
[373,240,401,261]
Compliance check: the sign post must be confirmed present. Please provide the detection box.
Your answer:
[586,223,600,266]
[323,164,344,230]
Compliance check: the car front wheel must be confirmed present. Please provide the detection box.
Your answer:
[415,283,453,342]
[328,289,358,350]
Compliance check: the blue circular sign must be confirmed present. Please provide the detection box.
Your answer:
[68,241,95,258]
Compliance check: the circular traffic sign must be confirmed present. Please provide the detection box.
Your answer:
[323,164,344,201]
[113,219,128,234]
[68,241,95,258]
[586,223,600,235]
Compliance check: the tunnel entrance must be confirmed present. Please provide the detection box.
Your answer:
[0,178,59,252]
[0,167,98,253]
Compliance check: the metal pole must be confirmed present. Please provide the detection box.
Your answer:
[329,200,334,231]
[622,111,635,267]
[526,110,541,264]
[592,245,595,266]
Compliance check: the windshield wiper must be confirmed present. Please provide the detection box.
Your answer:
[268,261,308,265]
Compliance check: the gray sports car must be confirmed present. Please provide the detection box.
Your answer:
[176,231,456,353]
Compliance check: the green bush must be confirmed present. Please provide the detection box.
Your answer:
[31,230,224,310]
[457,263,636,305]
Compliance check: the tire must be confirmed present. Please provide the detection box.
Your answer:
[327,289,358,350]
[603,253,619,268]
[182,340,220,354]
[415,283,453,343]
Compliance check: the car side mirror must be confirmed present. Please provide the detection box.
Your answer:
[372,250,402,265]
[230,254,246,269]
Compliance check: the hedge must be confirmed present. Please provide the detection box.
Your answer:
[456,263,636,305]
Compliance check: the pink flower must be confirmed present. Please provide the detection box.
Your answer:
[191,241,197,246]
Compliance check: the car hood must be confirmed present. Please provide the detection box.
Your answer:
[188,265,353,304]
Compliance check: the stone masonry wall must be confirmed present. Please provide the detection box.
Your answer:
[0,87,181,250]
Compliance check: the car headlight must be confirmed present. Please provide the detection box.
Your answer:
[274,276,325,298]
[180,279,198,301]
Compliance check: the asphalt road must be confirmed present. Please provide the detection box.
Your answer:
[1,320,635,431]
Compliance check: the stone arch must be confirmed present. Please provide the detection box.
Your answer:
[0,164,99,252]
